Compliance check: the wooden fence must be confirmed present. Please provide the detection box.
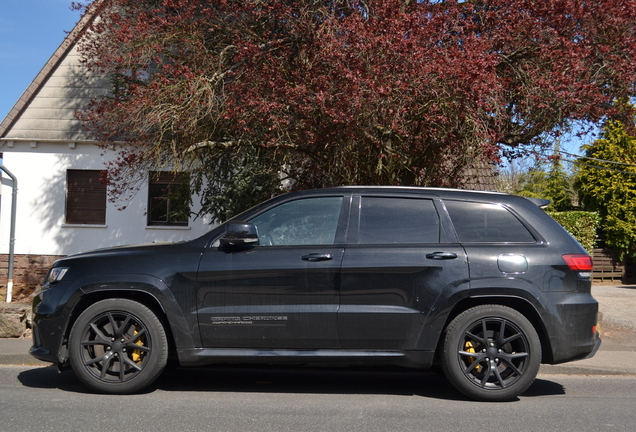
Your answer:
[592,248,623,281]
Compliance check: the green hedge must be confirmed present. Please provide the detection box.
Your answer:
[546,211,600,254]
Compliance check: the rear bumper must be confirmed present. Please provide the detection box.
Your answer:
[583,335,602,360]
[543,292,600,364]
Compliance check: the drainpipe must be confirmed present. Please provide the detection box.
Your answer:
[0,164,17,303]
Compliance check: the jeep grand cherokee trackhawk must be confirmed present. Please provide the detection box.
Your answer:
[31,187,600,401]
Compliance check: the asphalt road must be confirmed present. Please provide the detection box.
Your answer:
[1,364,635,432]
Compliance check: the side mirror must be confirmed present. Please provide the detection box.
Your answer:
[220,221,260,247]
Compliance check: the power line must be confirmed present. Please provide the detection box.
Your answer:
[567,160,636,175]
[529,149,636,176]
[560,150,636,168]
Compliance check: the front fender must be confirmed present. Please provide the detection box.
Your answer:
[77,273,200,350]
[32,272,200,366]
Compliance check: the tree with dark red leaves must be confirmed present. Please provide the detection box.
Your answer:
[72,0,636,220]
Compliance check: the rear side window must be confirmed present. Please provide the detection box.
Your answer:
[444,201,535,243]
[358,197,439,244]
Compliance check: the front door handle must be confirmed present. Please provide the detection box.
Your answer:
[426,252,458,260]
[301,253,334,262]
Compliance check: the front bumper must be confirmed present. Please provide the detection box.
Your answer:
[29,284,75,366]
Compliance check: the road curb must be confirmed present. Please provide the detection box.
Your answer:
[539,350,636,376]
[0,339,47,365]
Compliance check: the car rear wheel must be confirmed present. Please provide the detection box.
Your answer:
[68,299,168,394]
[441,304,541,402]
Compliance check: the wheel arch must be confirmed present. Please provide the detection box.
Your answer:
[67,296,170,394]
[62,286,181,367]
[439,295,553,364]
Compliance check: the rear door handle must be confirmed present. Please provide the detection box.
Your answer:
[426,252,458,260]
[301,253,334,262]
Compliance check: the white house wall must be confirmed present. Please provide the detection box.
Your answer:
[0,141,213,256]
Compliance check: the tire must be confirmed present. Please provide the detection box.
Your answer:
[440,305,541,402]
[68,299,168,394]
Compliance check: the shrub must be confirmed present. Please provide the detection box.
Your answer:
[546,211,600,254]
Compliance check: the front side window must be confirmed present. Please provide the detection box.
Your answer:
[444,200,535,243]
[358,197,440,244]
[148,172,190,226]
[250,197,343,246]
[66,170,106,225]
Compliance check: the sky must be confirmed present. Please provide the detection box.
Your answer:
[0,0,591,160]
[0,0,80,121]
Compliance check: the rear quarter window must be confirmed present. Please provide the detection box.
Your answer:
[444,200,535,243]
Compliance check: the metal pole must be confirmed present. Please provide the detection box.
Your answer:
[0,164,17,303]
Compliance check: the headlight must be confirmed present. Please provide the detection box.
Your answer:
[44,267,69,285]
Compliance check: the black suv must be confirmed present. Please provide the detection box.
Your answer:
[31,187,600,401]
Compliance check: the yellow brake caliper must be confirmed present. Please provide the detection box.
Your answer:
[132,327,145,364]
[465,341,482,372]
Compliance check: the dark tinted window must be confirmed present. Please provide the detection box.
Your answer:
[444,201,535,243]
[358,197,439,244]
[250,197,343,246]
[148,171,190,226]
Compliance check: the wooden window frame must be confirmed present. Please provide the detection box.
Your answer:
[147,171,190,227]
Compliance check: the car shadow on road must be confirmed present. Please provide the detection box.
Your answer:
[17,365,565,401]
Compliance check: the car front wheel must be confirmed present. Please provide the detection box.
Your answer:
[441,304,541,402]
[68,298,168,394]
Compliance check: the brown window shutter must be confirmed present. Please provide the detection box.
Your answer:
[66,170,107,224]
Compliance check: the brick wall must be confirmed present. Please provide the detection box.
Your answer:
[0,254,65,301]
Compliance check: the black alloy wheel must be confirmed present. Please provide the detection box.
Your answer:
[441,304,541,402]
[68,299,168,394]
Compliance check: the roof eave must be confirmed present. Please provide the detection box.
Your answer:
[0,0,105,139]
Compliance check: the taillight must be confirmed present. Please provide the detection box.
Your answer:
[563,254,593,277]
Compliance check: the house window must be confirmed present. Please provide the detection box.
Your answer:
[66,170,107,225]
[148,172,189,226]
